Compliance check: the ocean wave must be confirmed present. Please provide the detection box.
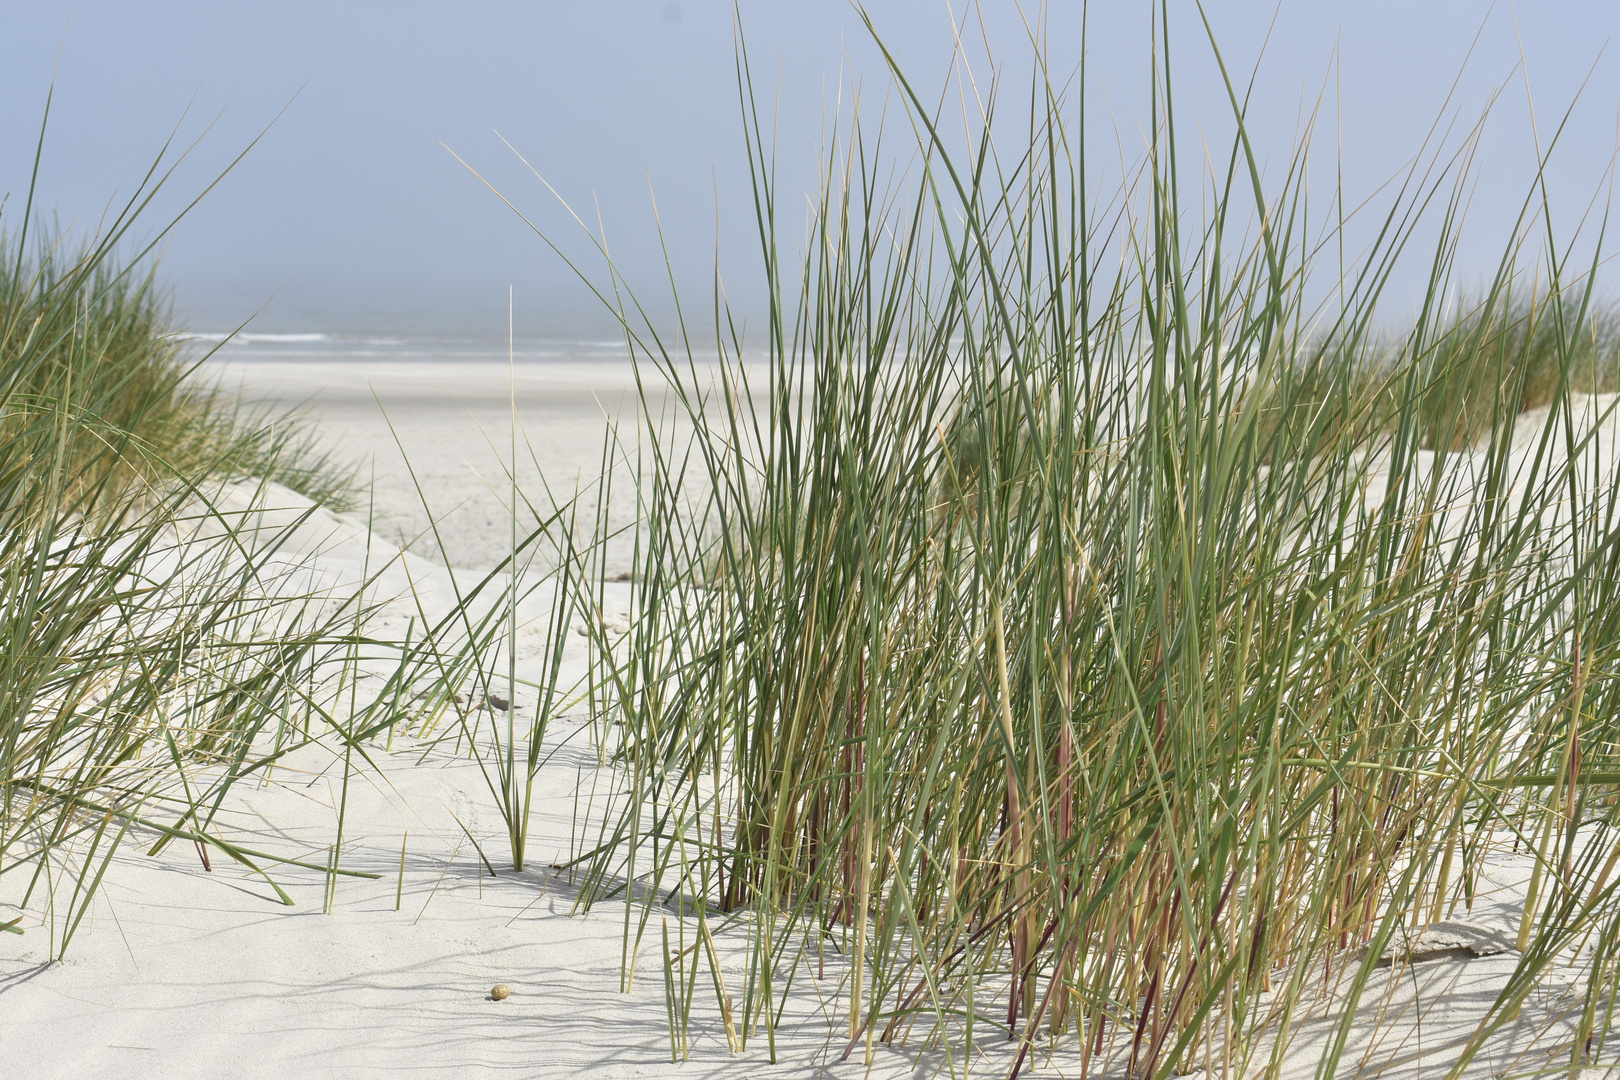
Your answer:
[177,331,332,344]
[178,330,648,363]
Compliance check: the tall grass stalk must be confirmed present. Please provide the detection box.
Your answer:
[372,388,608,872]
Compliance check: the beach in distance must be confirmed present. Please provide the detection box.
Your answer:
[211,342,647,572]
[204,334,780,573]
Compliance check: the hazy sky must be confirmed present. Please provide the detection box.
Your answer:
[2,2,1617,339]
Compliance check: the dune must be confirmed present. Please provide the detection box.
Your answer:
[2,356,1615,1079]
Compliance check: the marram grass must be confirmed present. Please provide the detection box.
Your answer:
[496,12,1620,1079]
[0,232,355,514]
[10,11,1620,1079]
[0,200,381,953]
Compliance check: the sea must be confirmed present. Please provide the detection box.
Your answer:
[180,330,636,365]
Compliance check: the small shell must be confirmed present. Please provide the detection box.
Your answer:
[491,983,511,1001]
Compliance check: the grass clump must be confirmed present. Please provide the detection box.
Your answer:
[490,11,1620,1077]
[0,183,377,951]
[0,234,353,514]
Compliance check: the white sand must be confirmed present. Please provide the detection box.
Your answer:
[0,360,1613,1078]
[212,359,654,573]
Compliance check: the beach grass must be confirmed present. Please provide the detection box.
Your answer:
[0,198,386,953]
[0,233,355,514]
[477,11,1620,1077]
[10,8,1620,1077]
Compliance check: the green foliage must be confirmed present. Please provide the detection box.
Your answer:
[0,234,352,515]
[0,191,367,949]
[518,13,1620,1077]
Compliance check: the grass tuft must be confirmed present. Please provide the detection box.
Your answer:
[480,10,1620,1075]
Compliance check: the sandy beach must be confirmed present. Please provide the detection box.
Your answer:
[0,355,1610,1079]
[0,357,806,1079]
[213,359,654,573]
[0,357,937,1079]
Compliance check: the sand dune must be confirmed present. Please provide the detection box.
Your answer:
[3,360,1616,1079]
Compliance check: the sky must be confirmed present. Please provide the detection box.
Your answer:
[1,1,1617,340]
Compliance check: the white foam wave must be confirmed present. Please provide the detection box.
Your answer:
[177,331,332,344]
